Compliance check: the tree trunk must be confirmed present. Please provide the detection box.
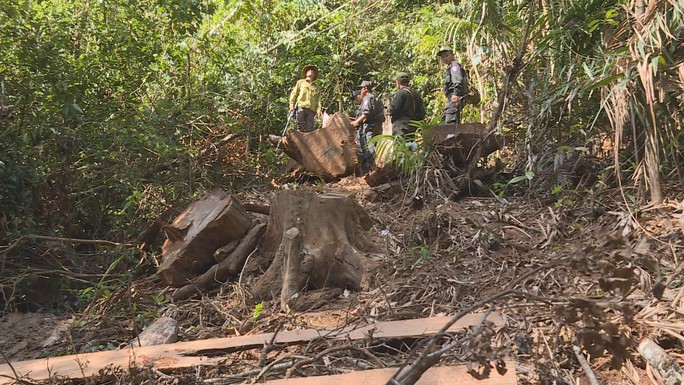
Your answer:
[247,190,374,310]
[157,189,252,287]
[281,112,359,180]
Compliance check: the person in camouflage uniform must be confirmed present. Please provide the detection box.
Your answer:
[438,46,465,125]
[289,64,322,132]
[351,80,384,170]
[388,72,425,136]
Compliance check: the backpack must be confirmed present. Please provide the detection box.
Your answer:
[368,95,385,123]
[373,97,386,123]
[460,66,470,96]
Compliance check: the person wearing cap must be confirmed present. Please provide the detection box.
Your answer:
[437,45,465,125]
[388,72,426,136]
[351,80,385,170]
[288,64,322,132]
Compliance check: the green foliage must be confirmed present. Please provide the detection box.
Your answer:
[475,171,534,204]
[252,302,264,321]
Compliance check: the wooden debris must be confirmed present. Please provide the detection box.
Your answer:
[638,338,684,385]
[172,223,267,301]
[0,313,504,384]
[244,202,271,215]
[365,164,400,188]
[127,317,179,348]
[261,364,517,385]
[247,190,374,308]
[157,189,252,287]
[422,123,508,167]
[281,112,359,180]
[136,207,175,251]
[213,240,239,263]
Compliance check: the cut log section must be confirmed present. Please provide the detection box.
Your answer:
[0,313,504,384]
[157,189,252,287]
[422,123,509,167]
[246,190,375,309]
[172,223,267,301]
[281,112,359,180]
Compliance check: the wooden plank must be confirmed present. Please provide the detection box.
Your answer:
[263,364,517,385]
[0,313,503,384]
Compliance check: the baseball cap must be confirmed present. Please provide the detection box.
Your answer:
[395,72,410,82]
[437,45,453,56]
[357,80,372,88]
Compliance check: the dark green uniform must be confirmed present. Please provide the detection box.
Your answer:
[389,86,425,136]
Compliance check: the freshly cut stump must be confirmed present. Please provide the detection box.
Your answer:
[248,189,374,310]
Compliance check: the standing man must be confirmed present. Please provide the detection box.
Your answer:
[351,80,385,170]
[388,72,425,136]
[438,46,465,125]
[289,64,322,132]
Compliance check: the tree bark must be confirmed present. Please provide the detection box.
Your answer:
[172,223,266,301]
[281,112,359,180]
[246,190,374,308]
[158,189,252,287]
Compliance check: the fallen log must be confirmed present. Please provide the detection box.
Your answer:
[281,112,359,180]
[422,123,509,167]
[157,189,252,287]
[247,190,375,309]
[172,223,267,301]
[0,314,504,384]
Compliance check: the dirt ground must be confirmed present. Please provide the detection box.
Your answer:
[1,174,683,385]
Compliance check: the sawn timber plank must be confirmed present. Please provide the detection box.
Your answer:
[0,312,504,383]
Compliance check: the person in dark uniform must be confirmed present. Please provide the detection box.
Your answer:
[437,46,465,125]
[351,80,385,169]
[388,72,425,136]
[288,64,322,132]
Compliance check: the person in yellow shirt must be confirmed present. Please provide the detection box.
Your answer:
[289,64,322,132]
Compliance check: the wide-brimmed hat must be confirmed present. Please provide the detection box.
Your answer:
[302,64,318,79]
[437,45,453,57]
[356,80,372,88]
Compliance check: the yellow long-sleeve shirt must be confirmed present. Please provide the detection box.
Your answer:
[289,78,321,114]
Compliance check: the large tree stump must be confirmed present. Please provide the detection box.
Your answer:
[423,123,509,167]
[248,190,374,310]
[157,189,252,287]
[281,112,359,180]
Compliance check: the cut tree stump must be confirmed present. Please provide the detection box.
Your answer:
[172,223,267,301]
[157,189,252,287]
[247,190,374,309]
[423,123,509,167]
[281,112,359,180]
